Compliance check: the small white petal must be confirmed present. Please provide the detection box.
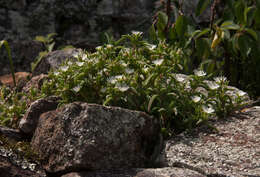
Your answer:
[214,76,227,83]
[54,71,59,76]
[191,96,201,103]
[194,69,206,77]
[116,83,129,92]
[237,90,246,97]
[76,62,84,66]
[106,44,113,49]
[175,74,185,82]
[148,44,156,50]
[153,59,164,66]
[207,81,219,90]
[60,66,69,72]
[72,85,81,92]
[96,46,102,50]
[202,105,215,114]
[131,31,143,35]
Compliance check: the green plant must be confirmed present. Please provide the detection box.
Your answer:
[31,33,57,72]
[41,32,247,136]
[0,40,16,87]
[152,0,260,98]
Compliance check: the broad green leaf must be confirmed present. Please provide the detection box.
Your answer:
[192,28,210,39]
[220,21,240,30]
[245,7,256,26]
[148,94,158,113]
[143,74,155,87]
[235,0,246,24]
[157,11,168,32]
[175,15,188,38]
[245,28,258,40]
[35,36,46,43]
[195,38,210,59]
[195,0,211,16]
[149,24,157,41]
[238,34,250,59]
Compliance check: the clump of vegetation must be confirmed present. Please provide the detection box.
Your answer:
[41,31,248,136]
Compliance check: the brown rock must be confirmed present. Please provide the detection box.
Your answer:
[0,72,31,88]
[31,102,161,174]
[19,96,60,135]
[22,74,48,94]
[0,156,43,177]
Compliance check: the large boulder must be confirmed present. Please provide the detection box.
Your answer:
[31,102,161,174]
[160,106,260,177]
[19,96,61,135]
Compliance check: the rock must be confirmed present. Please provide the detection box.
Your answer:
[0,72,31,88]
[22,74,48,94]
[0,0,154,75]
[0,156,43,177]
[32,48,81,76]
[19,96,61,135]
[160,106,260,177]
[0,126,25,141]
[61,167,206,177]
[31,102,161,174]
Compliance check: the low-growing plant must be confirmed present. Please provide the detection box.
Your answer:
[0,40,16,87]
[41,32,248,136]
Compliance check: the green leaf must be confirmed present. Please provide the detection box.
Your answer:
[157,11,168,32]
[143,74,155,87]
[149,24,157,41]
[192,28,210,39]
[245,28,258,40]
[175,15,188,38]
[196,38,210,59]
[235,0,246,24]
[220,21,240,30]
[195,0,211,16]
[148,94,158,113]
[245,6,256,26]
[238,34,250,59]
[35,36,46,43]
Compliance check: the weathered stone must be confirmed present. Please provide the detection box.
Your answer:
[0,156,43,177]
[32,48,82,76]
[31,102,161,174]
[0,0,154,75]
[19,96,61,135]
[160,106,260,177]
[22,74,48,94]
[61,167,206,177]
[0,126,25,141]
[0,72,31,88]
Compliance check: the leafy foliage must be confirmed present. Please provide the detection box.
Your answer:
[42,32,248,136]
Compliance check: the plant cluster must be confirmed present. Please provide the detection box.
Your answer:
[41,32,248,136]
[152,0,260,98]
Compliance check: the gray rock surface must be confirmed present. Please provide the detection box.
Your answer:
[31,102,161,174]
[19,96,60,135]
[61,167,206,177]
[0,0,154,75]
[160,106,260,177]
[32,48,82,76]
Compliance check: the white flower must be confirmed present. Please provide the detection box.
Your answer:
[72,53,79,58]
[214,76,227,83]
[143,67,149,72]
[175,74,185,82]
[96,46,102,50]
[76,62,84,67]
[173,107,178,116]
[72,85,81,92]
[194,69,206,77]
[202,105,215,114]
[131,31,143,35]
[67,61,73,65]
[116,83,129,92]
[191,96,201,103]
[106,44,113,49]
[82,54,88,61]
[60,65,69,72]
[107,75,123,84]
[153,59,164,66]
[125,68,134,74]
[148,44,156,50]
[54,71,59,76]
[207,81,219,90]
[237,90,247,97]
